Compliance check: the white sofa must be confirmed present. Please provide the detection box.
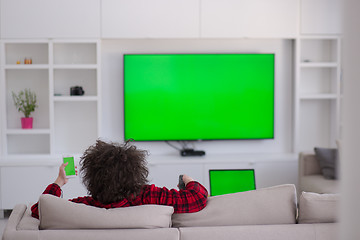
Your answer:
[3,184,338,240]
[298,152,339,194]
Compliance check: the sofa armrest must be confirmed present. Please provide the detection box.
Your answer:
[4,204,27,232]
[3,204,39,240]
[3,204,26,239]
[299,152,321,177]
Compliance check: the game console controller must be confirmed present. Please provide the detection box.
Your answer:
[178,174,186,190]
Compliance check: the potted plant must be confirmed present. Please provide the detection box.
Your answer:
[12,88,38,129]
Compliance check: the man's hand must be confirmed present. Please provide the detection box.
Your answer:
[54,163,69,187]
[182,174,194,186]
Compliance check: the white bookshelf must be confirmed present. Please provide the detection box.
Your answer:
[294,36,341,152]
[0,39,101,156]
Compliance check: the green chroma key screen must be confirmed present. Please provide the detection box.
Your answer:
[63,156,76,176]
[124,53,274,141]
[209,169,256,196]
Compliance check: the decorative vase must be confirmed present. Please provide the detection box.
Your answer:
[21,117,33,129]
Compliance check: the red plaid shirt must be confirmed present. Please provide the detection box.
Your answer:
[31,181,208,219]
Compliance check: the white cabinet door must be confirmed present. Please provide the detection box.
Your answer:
[301,0,342,34]
[0,166,88,209]
[0,0,101,38]
[101,0,200,38]
[0,166,58,209]
[201,0,299,38]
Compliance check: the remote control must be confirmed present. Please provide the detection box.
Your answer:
[178,174,186,190]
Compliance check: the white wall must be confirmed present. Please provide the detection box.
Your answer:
[101,39,293,155]
[301,0,342,34]
[340,0,360,238]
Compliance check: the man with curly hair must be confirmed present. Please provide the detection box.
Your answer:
[31,140,208,219]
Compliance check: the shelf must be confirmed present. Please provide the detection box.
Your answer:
[300,94,338,100]
[300,38,338,63]
[7,134,50,154]
[4,64,49,69]
[3,64,99,70]
[4,43,49,66]
[53,101,98,154]
[53,42,97,65]
[295,36,341,153]
[6,129,51,135]
[53,96,98,102]
[53,64,98,69]
[300,36,339,40]
[298,100,336,151]
[1,39,100,156]
[300,62,338,68]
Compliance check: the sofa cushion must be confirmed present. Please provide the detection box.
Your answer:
[178,224,338,240]
[172,184,297,227]
[39,194,174,229]
[314,147,338,179]
[39,228,180,240]
[298,192,339,224]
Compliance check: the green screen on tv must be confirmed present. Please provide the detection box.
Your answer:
[124,53,274,141]
[209,169,256,196]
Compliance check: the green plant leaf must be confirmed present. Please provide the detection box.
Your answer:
[12,88,38,118]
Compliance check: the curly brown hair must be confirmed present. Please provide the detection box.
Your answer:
[79,140,149,204]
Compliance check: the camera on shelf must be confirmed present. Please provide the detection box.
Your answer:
[70,86,85,96]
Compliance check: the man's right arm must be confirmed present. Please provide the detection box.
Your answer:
[142,178,208,213]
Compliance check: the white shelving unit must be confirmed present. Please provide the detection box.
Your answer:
[0,39,101,158]
[294,36,341,152]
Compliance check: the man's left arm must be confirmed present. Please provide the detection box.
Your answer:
[30,183,62,219]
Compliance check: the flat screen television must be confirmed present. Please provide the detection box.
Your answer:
[124,53,274,141]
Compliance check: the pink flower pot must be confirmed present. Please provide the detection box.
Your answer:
[21,117,33,129]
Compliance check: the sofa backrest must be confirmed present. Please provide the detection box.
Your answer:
[38,194,174,229]
[172,184,297,227]
[299,153,321,176]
